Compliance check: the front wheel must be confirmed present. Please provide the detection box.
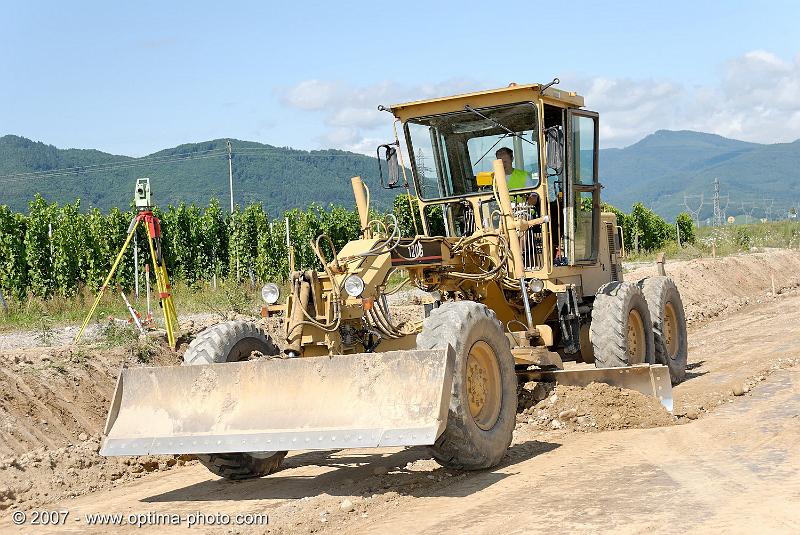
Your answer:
[183,320,287,480]
[590,281,655,368]
[639,276,688,384]
[417,301,516,470]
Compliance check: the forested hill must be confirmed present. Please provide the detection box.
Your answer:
[3,130,800,220]
[0,136,392,214]
[600,130,800,221]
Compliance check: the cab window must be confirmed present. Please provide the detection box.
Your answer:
[405,102,540,201]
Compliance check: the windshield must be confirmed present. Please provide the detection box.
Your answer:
[405,102,540,201]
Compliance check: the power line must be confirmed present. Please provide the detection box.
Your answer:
[740,201,756,224]
[0,151,227,184]
[683,194,704,227]
[0,147,228,181]
[0,145,378,184]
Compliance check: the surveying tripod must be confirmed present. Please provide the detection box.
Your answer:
[75,197,179,348]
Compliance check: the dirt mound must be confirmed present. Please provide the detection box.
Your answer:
[516,382,676,433]
[0,434,192,511]
[625,249,800,326]
[0,334,183,511]
[0,343,177,455]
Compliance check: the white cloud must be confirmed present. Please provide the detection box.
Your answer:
[278,78,478,154]
[572,50,800,147]
[282,80,342,110]
[575,77,684,146]
[282,52,800,153]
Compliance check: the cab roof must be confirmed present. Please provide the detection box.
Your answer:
[389,83,585,122]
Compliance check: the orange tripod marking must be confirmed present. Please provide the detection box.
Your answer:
[75,210,179,348]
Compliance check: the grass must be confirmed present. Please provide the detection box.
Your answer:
[624,220,800,263]
[0,279,264,333]
[2,221,797,332]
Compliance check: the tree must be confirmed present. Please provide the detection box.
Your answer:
[675,212,695,244]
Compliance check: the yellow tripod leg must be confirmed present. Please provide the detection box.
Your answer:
[75,218,139,344]
[146,233,179,348]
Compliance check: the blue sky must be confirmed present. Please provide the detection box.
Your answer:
[2,0,799,155]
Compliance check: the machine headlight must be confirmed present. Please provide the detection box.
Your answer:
[261,283,280,305]
[344,275,365,297]
[528,277,545,294]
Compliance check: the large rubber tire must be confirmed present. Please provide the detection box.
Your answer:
[417,301,516,470]
[638,276,688,384]
[183,320,287,480]
[591,281,655,367]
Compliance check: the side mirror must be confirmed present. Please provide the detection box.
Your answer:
[545,126,564,176]
[377,143,401,189]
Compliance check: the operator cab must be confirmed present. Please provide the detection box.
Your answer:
[389,83,600,272]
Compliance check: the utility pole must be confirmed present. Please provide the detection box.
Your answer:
[415,148,432,197]
[762,198,774,222]
[227,139,238,278]
[740,201,756,224]
[227,140,234,213]
[711,178,728,227]
[683,194,704,228]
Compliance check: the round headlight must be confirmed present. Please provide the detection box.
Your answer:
[261,283,280,305]
[528,277,544,294]
[344,275,365,297]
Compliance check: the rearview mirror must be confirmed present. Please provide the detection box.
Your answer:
[545,126,564,175]
[377,143,401,189]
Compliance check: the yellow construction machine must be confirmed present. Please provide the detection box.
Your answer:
[101,81,687,479]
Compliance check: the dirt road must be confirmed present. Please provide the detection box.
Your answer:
[2,275,799,533]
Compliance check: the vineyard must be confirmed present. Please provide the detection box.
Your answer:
[0,194,699,302]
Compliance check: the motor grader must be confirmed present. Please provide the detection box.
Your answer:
[100,81,688,479]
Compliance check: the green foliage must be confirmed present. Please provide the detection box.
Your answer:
[25,194,56,298]
[199,198,228,279]
[675,212,696,244]
[51,200,85,297]
[393,194,423,237]
[603,201,687,253]
[0,192,368,300]
[283,204,352,270]
[627,203,675,252]
[0,206,28,299]
[101,321,138,348]
[5,192,782,302]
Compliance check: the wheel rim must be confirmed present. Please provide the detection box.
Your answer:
[466,341,502,430]
[663,302,679,359]
[627,309,646,364]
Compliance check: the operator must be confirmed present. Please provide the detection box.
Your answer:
[496,147,534,189]
[496,147,538,207]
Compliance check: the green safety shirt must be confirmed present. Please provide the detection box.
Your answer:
[507,168,533,189]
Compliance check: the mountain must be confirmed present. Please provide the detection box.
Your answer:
[0,136,393,215]
[600,130,800,220]
[3,130,800,220]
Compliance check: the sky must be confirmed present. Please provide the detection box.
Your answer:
[2,0,800,156]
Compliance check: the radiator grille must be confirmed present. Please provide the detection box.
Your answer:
[606,222,619,281]
[515,203,543,271]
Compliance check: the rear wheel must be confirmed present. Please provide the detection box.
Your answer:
[590,281,655,367]
[417,301,516,470]
[638,276,688,383]
[183,320,287,480]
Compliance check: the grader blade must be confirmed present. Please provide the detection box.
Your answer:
[100,348,454,456]
[521,364,673,412]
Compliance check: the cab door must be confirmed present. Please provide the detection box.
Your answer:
[565,109,600,264]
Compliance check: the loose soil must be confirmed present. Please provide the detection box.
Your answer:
[0,250,799,533]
